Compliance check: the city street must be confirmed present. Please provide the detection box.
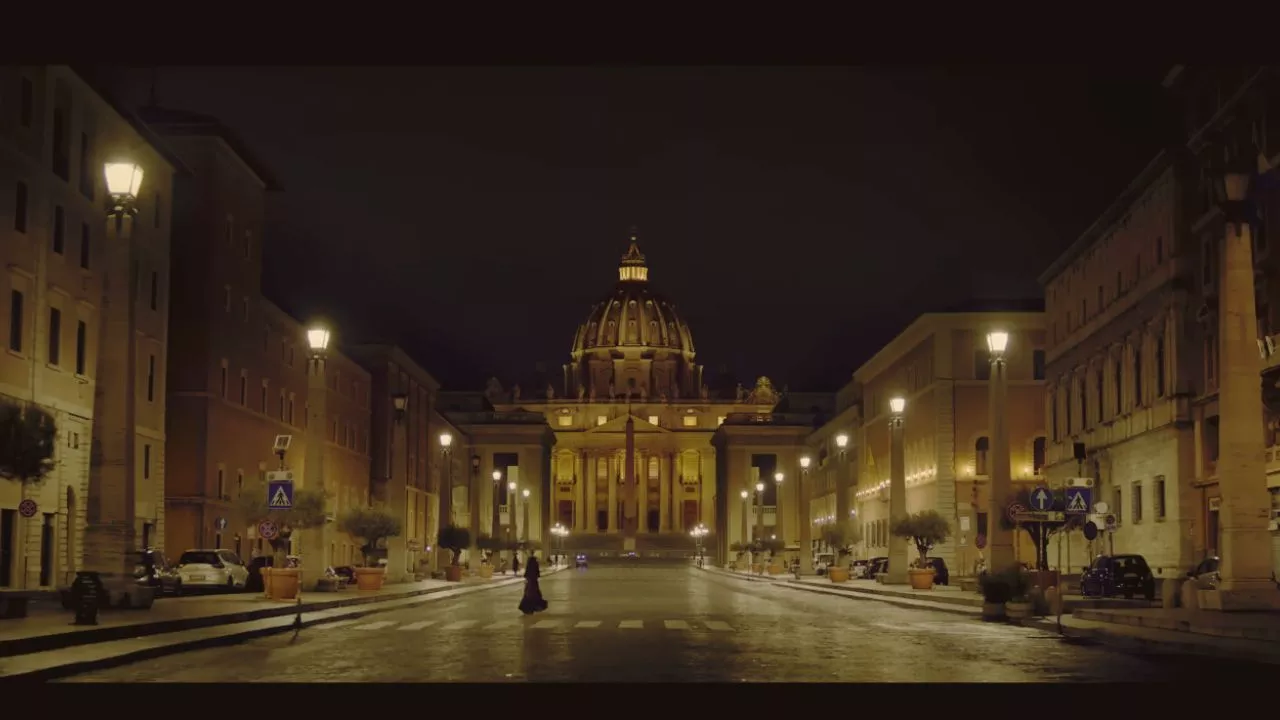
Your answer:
[60,562,1266,682]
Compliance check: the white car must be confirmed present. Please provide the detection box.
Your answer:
[175,549,249,590]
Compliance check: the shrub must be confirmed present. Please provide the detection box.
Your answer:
[438,524,471,566]
[338,506,402,566]
[890,510,951,569]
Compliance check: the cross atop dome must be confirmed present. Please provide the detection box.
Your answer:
[618,226,648,283]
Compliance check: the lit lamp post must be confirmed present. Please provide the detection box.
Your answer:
[388,392,409,581]
[551,523,568,565]
[834,433,850,544]
[797,456,812,574]
[885,396,908,585]
[986,330,1015,574]
[691,524,707,566]
[1206,154,1280,609]
[507,480,517,545]
[522,488,531,544]
[773,471,785,562]
[301,322,332,586]
[740,489,750,571]
[84,162,145,589]
[439,432,453,523]
[755,480,765,561]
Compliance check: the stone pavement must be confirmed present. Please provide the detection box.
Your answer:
[0,566,565,679]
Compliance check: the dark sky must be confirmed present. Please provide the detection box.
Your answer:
[99,65,1176,392]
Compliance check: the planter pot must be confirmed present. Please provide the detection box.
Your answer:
[478,564,494,579]
[750,563,764,575]
[1005,601,1033,622]
[445,565,464,582]
[262,567,301,601]
[908,567,935,590]
[981,602,1007,622]
[828,567,850,583]
[767,562,785,575]
[353,567,386,591]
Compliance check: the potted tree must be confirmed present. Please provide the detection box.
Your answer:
[821,526,849,583]
[978,567,1013,621]
[761,538,786,574]
[891,509,951,590]
[236,475,327,600]
[338,506,403,591]
[475,535,501,578]
[729,542,745,571]
[1004,567,1034,623]
[747,540,766,575]
[437,524,470,582]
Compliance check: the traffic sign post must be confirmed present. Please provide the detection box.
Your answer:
[258,520,279,541]
[18,499,37,518]
[1029,485,1054,512]
[267,475,294,510]
[1065,487,1091,514]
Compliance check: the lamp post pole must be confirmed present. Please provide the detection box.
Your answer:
[755,481,765,556]
[986,331,1015,574]
[439,432,453,573]
[507,480,517,551]
[522,488,531,544]
[490,470,502,565]
[774,471,785,556]
[797,457,812,575]
[740,490,750,571]
[885,397,908,585]
[300,324,333,586]
[84,162,144,590]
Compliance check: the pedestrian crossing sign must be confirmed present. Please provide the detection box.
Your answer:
[1065,487,1090,514]
[267,478,294,509]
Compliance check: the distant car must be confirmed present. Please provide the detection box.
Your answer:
[866,557,888,578]
[926,557,949,586]
[132,549,182,596]
[1081,554,1156,600]
[175,549,250,591]
[332,566,358,585]
[575,554,588,568]
[1187,556,1220,590]
[850,559,870,578]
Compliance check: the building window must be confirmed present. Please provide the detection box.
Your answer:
[682,415,698,427]
[14,182,28,232]
[1065,381,1072,433]
[1095,371,1103,423]
[279,391,286,421]
[19,77,32,126]
[558,415,573,427]
[1033,437,1046,475]
[597,416,607,426]
[9,290,24,352]
[1206,333,1216,383]
[1050,394,1058,440]
[217,468,225,499]
[1155,334,1166,397]
[220,361,228,399]
[1131,482,1143,523]
[975,437,990,476]
[1133,345,1143,407]
[1113,486,1123,526]
[52,106,68,179]
[75,320,86,375]
[1154,475,1166,520]
[147,354,156,402]
[1079,375,1087,431]
[47,307,61,365]
[974,350,991,380]
[288,395,295,425]
[79,223,90,269]
[79,132,93,198]
[239,371,247,405]
[52,205,65,254]
[143,444,151,480]
[261,380,269,413]
[150,272,159,311]
[1033,349,1046,380]
[1113,356,1123,416]
[237,470,244,496]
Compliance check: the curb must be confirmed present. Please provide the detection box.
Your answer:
[699,566,981,617]
[4,575,534,681]
[1021,616,1280,666]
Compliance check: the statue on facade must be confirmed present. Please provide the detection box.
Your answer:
[512,384,522,402]
[608,382,616,402]
[484,377,505,403]
[546,384,555,400]
[735,383,746,402]
[578,384,586,402]
[700,384,709,400]
[746,377,779,405]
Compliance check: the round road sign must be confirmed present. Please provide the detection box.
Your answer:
[1094,501,1110,514]
[1006,502,1026,524]
[1083,521,1098,541]
[1104,514,1117,531]
[18,499,37,518]
[258,520,278,540]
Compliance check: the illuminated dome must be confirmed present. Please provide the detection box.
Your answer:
[563,229,702,401]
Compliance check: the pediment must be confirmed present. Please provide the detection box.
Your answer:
[586,414,669,434]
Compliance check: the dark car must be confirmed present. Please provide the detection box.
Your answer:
[333,566,358,585]
[1187,556,1220,590]
[575,554,588,569]
[1081,554,1156,600]
[926,557,949,586]
[866,557,888,578]
[245,556,273,593]
[132,549,182,596]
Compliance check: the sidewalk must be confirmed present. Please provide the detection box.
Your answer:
[1022,612,1280,666]
[0,566,562,680]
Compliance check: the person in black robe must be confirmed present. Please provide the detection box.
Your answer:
[518,552,549,615]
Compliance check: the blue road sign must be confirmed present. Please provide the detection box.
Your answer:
[1083,521,1098,541]
[1029,484,1054,512]
[1065,487,1091,514]
[267,479,294,509]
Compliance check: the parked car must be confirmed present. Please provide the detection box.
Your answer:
[332,566,358,585]
[1187,556,1220,590]
[575,554,588,569]
[175,549,250,591]
[926,557,950,586]
[132,549,182,596]
[1080,554,1156,600]
[850,559,870,578]
[866,557,888,578]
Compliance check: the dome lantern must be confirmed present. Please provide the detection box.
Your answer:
[618,226,648,283]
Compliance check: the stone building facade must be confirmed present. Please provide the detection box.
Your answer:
[0,65,176,589]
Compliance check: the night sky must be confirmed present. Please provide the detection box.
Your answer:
[98,65,1177,393]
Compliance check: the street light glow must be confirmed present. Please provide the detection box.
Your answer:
[104,161,144,197]
[799,456,811,469]
[774,471,784,483]
[740,490,748,499]
[438,431,453,448]
[986,330,1009,356]
[508,481,516,491]
[306,326,331,353]
[889,396,906,415]
[492,469,502,482]
[755,481,764,493]
[835,434,848,449]
[522,488,530,498]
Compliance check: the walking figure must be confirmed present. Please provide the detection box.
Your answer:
[518,552,549,615]
[512,554,521,576]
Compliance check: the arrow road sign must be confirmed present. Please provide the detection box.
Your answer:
[1030,485,1054,511]
[1065,487,1091,514]
[267,478,294,509]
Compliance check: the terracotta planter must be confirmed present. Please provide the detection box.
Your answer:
[1005,601,1032,622]
[908,567,935,590]
[981,602,1007,622]
[354,567,386,591]
[479,564,494,579]
[445,565,463,582]
[263,567,301,601]
[767,562,785,575]
[828,567,850,583]
[750,563,764,575]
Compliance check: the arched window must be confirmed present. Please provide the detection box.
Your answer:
[975,437,990,476]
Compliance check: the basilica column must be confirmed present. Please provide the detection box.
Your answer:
[586,453,598,533]
[607,453,618,533]
[659,451,670,533]
[576,451,588,532]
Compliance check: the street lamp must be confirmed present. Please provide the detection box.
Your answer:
[439,433,454,524]
[104,161,144,215]
[799,456,811,471]
[739,489,750,570]
[885,396,907,584]
[522,488,531,544]
[299,320,333,580]
[491,469,503,557]
[986,330,1014,574]
[755,480,765,553]
[835,434,848,454]
[774,471,785,554]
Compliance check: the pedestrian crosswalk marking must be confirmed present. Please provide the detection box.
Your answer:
[484,620,518,630]
[400,620,437,631]
[315,618,741,633]
[442,620,478,630]
[315,620,359,630]
[353,620,397,630]
[704,621,734,631]
[575,621,601,628]
[663,620,690,630]
[532,619,561,629]
[619,620,643,629]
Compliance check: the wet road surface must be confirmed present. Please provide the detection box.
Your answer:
[60,563,1267,682]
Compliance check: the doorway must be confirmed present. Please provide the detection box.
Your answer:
[682,501,699,532]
